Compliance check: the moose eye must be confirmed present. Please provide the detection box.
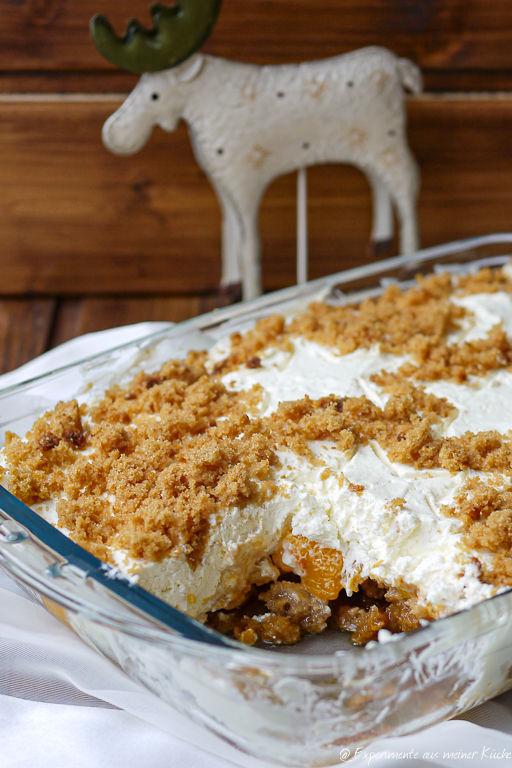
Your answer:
[151,93,159,101]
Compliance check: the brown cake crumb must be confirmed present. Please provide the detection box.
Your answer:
[38,433,61,451]
[260,581,331,633]
[211,580,330,645]
[4,400,89,506]
[457,266,512,296]
[213,575,421,647]
[397,327,512,383]
[283,385,512,475]
[261,376,512,478]
[333,604,388,645]
[235,614,302,645]
[332,579,421,645]
[287,270,512,384]
[214,314,292,374]
[3,354,278,563]
[289,273,463,356]
[443,477,512,587]
[213,266,512,385]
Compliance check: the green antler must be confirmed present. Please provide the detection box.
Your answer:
[90,1,222,74]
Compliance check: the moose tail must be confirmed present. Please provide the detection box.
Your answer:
[397,58,423,95]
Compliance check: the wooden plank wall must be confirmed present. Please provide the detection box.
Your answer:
[2,0,512,371]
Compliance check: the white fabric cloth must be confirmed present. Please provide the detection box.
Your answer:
[2,323,512,767]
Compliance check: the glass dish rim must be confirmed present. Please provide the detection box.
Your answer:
[2,232,512,673]
[2,231,512,396]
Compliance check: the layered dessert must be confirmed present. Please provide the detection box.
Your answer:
[3,264,512,646]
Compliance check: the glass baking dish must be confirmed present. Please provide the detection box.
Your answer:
[2,233,512,767]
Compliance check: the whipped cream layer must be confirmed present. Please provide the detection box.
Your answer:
[276,444,495,617]
[111,496,294,622]
[220,338,408,416]
[210,288,512,617]
[450,291,512,343]
[7,464,295,624]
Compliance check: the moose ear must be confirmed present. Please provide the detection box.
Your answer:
[175,54,205,83]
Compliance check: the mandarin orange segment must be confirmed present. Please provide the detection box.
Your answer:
[282,534,343,600]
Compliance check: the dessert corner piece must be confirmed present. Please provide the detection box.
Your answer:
[3,264,512,647]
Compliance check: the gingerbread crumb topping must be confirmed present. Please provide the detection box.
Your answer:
[3,354,277,563]
[218,267,512,384]
[443,477,512,587]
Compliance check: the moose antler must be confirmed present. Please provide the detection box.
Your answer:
[90,1,222,74]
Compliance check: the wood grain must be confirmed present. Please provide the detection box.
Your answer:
[1,0,512,80]
[0,102,222,294]
[5,70,512,96]
[2,98,512,295]
[0,71,139,95]
[50,294,218,347]
[0,299,55,374]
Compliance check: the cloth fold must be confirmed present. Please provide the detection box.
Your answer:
[2,323,512,767]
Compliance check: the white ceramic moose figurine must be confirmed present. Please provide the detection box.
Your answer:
[92,1,422,301]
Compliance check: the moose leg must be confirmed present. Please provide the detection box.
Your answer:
[371,148,420,255]
[395,191,420,255]
[217,190,243,304]
[239,198,263,301]
[367,170,394,256]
